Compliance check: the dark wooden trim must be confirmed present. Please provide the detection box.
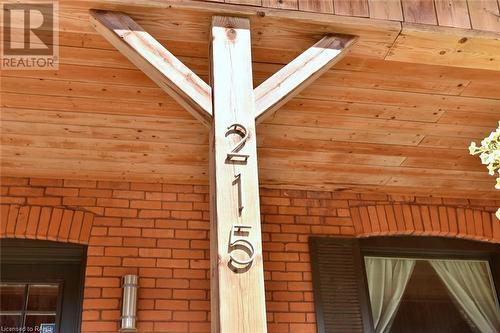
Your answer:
[357,248,374,333]
[309,238,325,333]
[309,237,373,333]
[0,238,87,263]
[360,236,499,258]
[352,239,374,333]
[491,251,500,305]
[76,244,87,332]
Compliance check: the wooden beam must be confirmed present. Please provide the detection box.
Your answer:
[86,0,401,33]
[89,9,213,127]
[209,16,267,333]
[254,34,357,123]
[385,23,500,72]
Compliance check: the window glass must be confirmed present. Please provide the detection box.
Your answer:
[0,315,23,329]
[27,285,59,311]
[391,260,476,333]
[0,283,59,333]
[364,257,500,333]
[0,284,25,311]
[25,315,57,331]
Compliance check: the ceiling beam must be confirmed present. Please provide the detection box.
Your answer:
[386,23,500,72]
[87,0,401,33]
[90,9,213,127]
[254,34,357,124]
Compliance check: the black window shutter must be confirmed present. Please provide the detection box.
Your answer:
[309,237,373,333]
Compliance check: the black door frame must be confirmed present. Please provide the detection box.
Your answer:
[1,238,87,333]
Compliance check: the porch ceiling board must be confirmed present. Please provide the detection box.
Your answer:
[1,0,500,199]
[5,0,498,70]
[47,2,399,62]
[386,23,500,72]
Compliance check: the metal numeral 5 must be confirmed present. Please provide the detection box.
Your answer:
[228,224,255,266]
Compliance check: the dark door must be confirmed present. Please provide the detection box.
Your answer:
[0,239,86,333]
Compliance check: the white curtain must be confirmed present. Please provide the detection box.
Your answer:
[430,260,500,333]
[365,257,416,333]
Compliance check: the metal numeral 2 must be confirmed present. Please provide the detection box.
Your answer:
[226,123,249,162]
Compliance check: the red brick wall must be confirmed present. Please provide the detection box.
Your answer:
[1,177,499,333]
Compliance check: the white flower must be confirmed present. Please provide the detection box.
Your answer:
[469,141,477,155]
[470,122,500,221]
[487,163,496,175]
[480,152,492,165]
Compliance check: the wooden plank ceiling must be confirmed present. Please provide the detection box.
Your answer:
[1,0,500,199]
[218,0,500,33]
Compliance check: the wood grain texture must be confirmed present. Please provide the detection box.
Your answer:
[255,34,358,123]
[14,2,401,62]
[461,81,500,99]
[1,0,500,200]
[262,0,298,9]
[401,0,438,24]
[434,0,471,28]
[368,0,404,20]
[13,0,499,35]
[89,10,213,127]
[209,16,267,333]
[467,0,500,32]
[334,0,370,17]
[298,0,334,13]
[386,23,500,71]
[226,0,262,5]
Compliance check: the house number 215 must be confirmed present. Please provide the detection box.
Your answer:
[226,124,255,267]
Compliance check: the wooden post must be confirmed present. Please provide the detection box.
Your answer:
[209,16,267,333]
[90,10,356,332]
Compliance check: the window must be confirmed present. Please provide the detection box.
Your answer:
[0,239,87,333]
[0,283,60,331]
[390,260,477,333]
[364,257,500,332]
[310,237,500,333]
